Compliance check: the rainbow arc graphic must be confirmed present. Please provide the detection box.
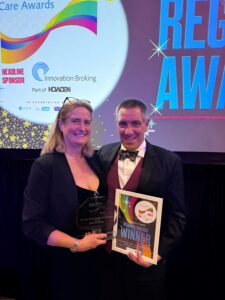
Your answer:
[119,194,138,224]
[1,0,97,64]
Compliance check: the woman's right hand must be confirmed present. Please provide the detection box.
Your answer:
[76,233,107,252]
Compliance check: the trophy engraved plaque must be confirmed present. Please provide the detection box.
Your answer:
[76,193,113,236]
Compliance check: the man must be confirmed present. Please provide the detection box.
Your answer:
[98,99,186,300]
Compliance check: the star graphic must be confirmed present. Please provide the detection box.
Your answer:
[149,119,157,129]
[148,39,169,61]
[44,130,49,136]
[24,121,31,127]
[146,119,157,135]
[2,111,8,117]
[3,126,8,133]
[10,135,16,142]
[150,104,162,116]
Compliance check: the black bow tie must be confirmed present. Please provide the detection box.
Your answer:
[118,149,138,162]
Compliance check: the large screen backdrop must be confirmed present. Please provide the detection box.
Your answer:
[0,0,225,152]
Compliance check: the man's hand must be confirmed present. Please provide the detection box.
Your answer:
[127,243,162,267]
[127,250,154,267]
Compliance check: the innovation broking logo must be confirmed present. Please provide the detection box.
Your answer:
[32,62,49,81]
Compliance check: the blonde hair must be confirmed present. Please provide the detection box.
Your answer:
[41,99,93,157]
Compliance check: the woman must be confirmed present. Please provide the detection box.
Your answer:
[23,98,107,300]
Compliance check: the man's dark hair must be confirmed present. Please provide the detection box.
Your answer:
[115,99,149,121]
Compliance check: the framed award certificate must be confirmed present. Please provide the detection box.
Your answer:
[112,189,163,265]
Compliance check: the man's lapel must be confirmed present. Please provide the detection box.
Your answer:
[105,143,120,174]
[139,142,156,192]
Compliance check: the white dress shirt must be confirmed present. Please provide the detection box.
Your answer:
[118,140,146,189]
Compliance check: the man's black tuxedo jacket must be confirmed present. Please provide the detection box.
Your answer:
[97,141,186,260]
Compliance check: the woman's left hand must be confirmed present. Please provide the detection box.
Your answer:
[77,233,107,252]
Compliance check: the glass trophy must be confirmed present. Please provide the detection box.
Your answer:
[76,193,114,238]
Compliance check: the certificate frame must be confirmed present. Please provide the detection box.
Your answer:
[112,189,163,265]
